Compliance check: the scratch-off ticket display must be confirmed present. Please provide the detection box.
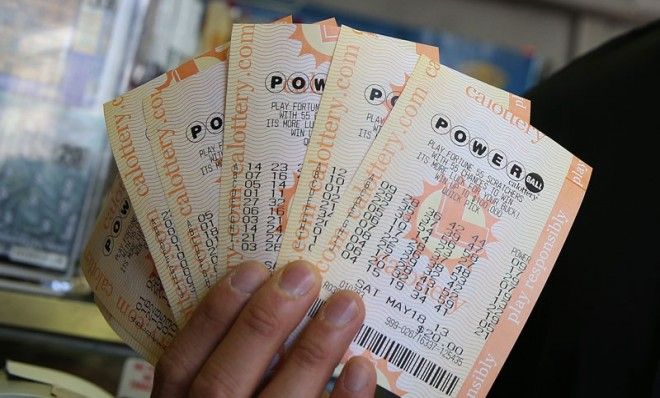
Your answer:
[313,57,591,397]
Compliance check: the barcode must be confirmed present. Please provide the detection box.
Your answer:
[353,324,460,395]
[307,297,326,318]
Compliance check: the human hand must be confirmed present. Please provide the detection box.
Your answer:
[151,260,377,398]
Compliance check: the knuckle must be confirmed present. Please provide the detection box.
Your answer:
[241,303,280,338]
[198,292,226,327]
[290,334,329,369]
[154,353,187,386]
[189,363,240,398]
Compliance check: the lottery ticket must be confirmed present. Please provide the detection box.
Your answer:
[143,44,229,300]
[105,58,218,325]
[104,16,291,325]
[278,27,529,270]
[277,26,440,268]
[96,299,161,364]
[81,176,177,364]
[218,21,339,272]
[310,57,590,397]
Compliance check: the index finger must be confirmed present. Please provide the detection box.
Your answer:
[189,260,321,398]
[152,261,269,398]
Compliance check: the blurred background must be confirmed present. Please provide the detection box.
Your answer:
[0,0,656,396]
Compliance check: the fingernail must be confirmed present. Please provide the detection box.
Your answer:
[322,294,358,327]
[230,265,266,294]
[343,359,370,392]
[278,262,316,297]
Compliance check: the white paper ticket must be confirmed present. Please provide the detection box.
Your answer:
[277,27,531,272]
[82,176,177,364]
[103,16,292,325]
[312,57,591,397]
[143,44,229,300]
[104,58,216,325]
[218,21,339,271]
[277,26,440,268]
[95,298,161,364]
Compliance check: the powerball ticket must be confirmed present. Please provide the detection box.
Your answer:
[218,21,339,271]
[82,176,177,364]
[312,57,591,397]
[104,54,221,325]
[96,298,161,364]
[278,26,529,271]
[276,26,440,267]
[103,16,291,325]
[143,44,229,300]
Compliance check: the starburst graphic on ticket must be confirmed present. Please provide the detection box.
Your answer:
[289,21,339,67]
[194,45,229,69]
[371,353,408,396]
[405,178,499,273]
[160,46,229,89]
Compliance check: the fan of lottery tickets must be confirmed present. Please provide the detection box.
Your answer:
[82,16,591,398]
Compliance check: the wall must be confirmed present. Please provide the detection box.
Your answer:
[307,0,646,75]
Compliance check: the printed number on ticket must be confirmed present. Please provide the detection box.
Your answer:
[218,21,338,271]
[103,16,291,325]
[278,26,441,267]
[278,27,530,273]
[82,176,177,364]
[104,55,223,325]
[144,45,228,298]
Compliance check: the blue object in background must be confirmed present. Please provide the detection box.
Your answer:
[417,30,541,95]
[233,1,541,95]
